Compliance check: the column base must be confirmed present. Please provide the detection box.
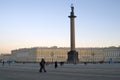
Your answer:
[67,50,79,63]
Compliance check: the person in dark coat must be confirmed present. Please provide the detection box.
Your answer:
[39,58,46,72]
[2,61,5,66]
[54,61,58,69]
[60,62,64,66]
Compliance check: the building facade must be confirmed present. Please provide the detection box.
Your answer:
[0,54,11,62]
[11,47,68,62]
[77,48,120,63]
[1,47,120,63]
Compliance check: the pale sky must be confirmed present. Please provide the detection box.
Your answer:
[0,0,120,53]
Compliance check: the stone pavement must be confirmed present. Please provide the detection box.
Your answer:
[0,63,120,80]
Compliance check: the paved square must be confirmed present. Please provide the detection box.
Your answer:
[0,63,120,80]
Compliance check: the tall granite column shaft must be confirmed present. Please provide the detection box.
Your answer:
[69,10,76,51]
[67,5,79,63]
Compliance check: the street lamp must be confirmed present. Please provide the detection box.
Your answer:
[91,52,95,63]
[50,52,54,64]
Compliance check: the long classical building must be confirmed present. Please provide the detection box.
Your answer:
[11,47,68,62]
[1,46,120,63]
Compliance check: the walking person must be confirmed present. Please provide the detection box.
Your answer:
[2,61,5,66]
[39,58,46,73]
[54,61,58,69]
[84,62,87,66]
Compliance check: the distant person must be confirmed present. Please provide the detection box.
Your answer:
[60,62,64,66]
[39,58,46,73]
[2,61,5,66]
[84,62,87,66]
[54,61,58,69]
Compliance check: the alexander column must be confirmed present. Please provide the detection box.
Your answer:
[67,4,79,63]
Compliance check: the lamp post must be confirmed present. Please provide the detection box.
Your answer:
[91,48,95,63]
[102,48,105,62]
[91,53,95,64]
[51,52,54,64]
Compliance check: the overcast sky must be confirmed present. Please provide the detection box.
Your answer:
[0,0,120,53]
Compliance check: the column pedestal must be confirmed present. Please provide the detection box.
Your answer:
[67,50,79,63]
